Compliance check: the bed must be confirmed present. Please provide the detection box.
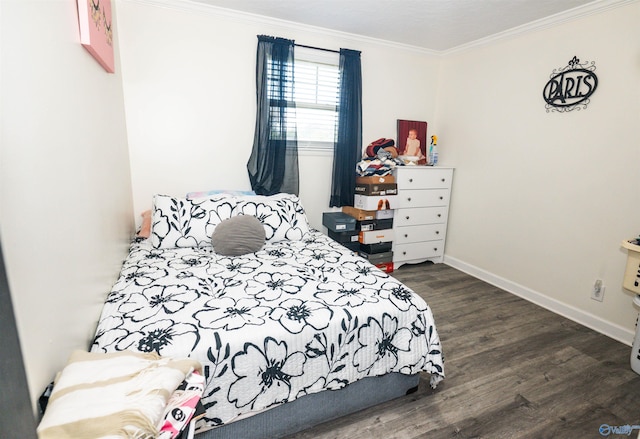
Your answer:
[90,192,444,437]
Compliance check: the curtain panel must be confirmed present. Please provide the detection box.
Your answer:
[247,35,299,196]
[330,49,362,207]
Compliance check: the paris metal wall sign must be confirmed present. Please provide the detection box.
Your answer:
[543,56,598,113]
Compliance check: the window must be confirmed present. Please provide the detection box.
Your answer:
[293,49,340,152]
[265,47,339,152]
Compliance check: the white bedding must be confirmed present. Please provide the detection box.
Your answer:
[91,231,444,431]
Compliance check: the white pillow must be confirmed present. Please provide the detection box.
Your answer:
[150,193,310,248]
[150,194,236,249]
[233,193,310,242]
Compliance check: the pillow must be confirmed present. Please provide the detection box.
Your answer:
[150,194,236,249]
[233,193,310,242]
[212,215,266,256]
[136,210,152,239]
[150,193,310,248]
[186,189,256,200]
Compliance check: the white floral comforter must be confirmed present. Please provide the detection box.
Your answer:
[91,231,444,431]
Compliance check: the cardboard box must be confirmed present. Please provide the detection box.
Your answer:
[341,241,361,253]
[375,209,394,220]
[374,218,393,230]
[328,230,359,243]
[353,194,399,211]
[358,251,393,264]
[356,175,396,184]
[357,220,375,232]
[357,219,393,231]
[342,206,376,221]
[322,212,356,232]
[360,242,392,254]
[375,261,394,273]
[354,183,398,196]
[358,229,394,244]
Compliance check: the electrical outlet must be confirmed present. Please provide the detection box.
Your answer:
[591,279,605,302]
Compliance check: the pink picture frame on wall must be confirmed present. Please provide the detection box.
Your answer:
[77,0,114,73]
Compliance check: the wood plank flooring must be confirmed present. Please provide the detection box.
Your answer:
[286,262,640,439]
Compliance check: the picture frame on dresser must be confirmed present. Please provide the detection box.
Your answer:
[392,166,454,268]
[397,119,428,160]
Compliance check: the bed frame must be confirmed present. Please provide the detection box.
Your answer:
[195,372,419,439]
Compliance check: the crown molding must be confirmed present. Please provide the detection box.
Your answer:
[122,0,636,57]
[441,0,638,56]
[120,0,441,56]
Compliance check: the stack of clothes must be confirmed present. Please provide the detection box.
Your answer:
[356,138,404,176]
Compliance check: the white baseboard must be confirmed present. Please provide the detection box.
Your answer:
[444,255,635,347]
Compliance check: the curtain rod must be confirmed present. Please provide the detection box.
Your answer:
[295,43,339,54]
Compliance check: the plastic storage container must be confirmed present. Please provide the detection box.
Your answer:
[632,295,640,375]
[622,239,640,293]
[621,239,640,375]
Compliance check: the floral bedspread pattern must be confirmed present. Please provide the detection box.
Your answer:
[91,231,444,430]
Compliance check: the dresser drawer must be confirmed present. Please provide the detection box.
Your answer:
[394,168,453,190]
[395,224,446,244]
[393,241,444,262]
[397,189,450,208]
[395,206,448,227]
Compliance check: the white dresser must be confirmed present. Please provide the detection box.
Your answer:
[392,166,454,268]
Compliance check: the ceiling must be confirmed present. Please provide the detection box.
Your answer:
[189,0,601,51]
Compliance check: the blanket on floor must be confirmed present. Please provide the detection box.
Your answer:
[37,350,201,439]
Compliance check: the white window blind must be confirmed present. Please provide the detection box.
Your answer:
[293,49,340,152]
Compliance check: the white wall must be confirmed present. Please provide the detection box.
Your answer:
[118,0,640,345]
[0,0,133,409]
[116,0,441,230]
[439,1,640,343]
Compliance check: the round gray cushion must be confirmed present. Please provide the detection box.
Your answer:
[212,215,266,256]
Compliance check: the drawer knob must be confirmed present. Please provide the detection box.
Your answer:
[407,197,412,202]
[437,214,442,217]
[405,216,410,220]
[403,251,407,255]
[409,178,413,183]
[441,178,445,182]
[435,231,440,235]
[434,247,438,251]
[404,234,408,238]
[439,196,444,200]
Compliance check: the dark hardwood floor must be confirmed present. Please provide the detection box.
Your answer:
[286,262,640,439]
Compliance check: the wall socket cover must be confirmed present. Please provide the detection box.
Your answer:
[591,279,604,302]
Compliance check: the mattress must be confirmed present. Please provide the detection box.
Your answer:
[90,230,444,432]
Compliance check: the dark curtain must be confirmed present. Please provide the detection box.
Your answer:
[247,35,299,196]
[330,49,362,207]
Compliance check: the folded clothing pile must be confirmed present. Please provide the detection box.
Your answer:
[356,156,404,177]
[37,350,203,439]
[357,138,405,176]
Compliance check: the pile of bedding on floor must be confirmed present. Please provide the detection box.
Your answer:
[37,350,204,439]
